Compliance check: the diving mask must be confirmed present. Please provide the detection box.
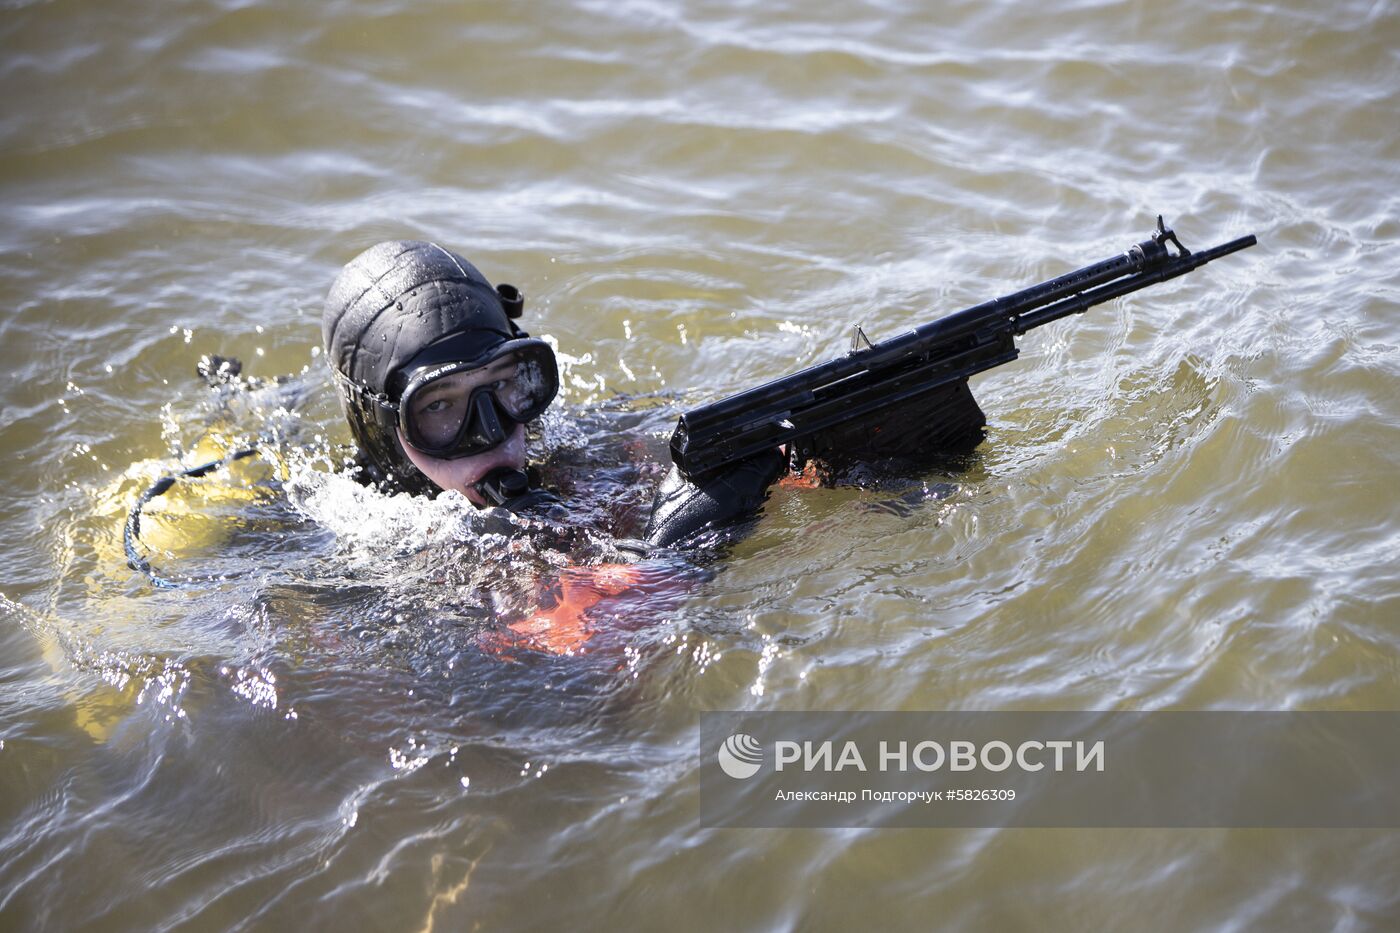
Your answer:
[396,339,559,459]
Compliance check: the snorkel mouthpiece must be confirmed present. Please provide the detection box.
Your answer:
[473,466,560,514]
[475,466,529,504]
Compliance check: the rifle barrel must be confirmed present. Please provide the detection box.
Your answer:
[1013,234,1258,334]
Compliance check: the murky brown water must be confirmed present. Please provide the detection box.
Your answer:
[3,0,1399,929]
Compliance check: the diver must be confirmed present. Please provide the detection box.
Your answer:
[129,219,1254,622]
[321,239,786,552]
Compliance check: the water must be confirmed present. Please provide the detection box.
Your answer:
[3,0,1399,928]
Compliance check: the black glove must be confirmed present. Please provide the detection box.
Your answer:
[644,449,786,549]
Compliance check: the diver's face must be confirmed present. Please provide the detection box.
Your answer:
[399,421,528,506]
[396,356,532,506]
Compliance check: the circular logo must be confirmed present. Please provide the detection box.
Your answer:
[717,733,763,779]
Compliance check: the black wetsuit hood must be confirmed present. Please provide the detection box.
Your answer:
[322,240,530,493]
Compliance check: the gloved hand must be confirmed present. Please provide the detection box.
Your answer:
[644,448,787,549]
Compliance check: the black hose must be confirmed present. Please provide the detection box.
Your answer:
[123,447,259,588]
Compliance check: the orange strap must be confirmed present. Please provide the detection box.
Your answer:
[483,563,644,657]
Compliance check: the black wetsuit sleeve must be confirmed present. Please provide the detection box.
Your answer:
[643,449,786,549]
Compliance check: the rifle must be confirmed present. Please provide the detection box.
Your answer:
[668,216,1257,481]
